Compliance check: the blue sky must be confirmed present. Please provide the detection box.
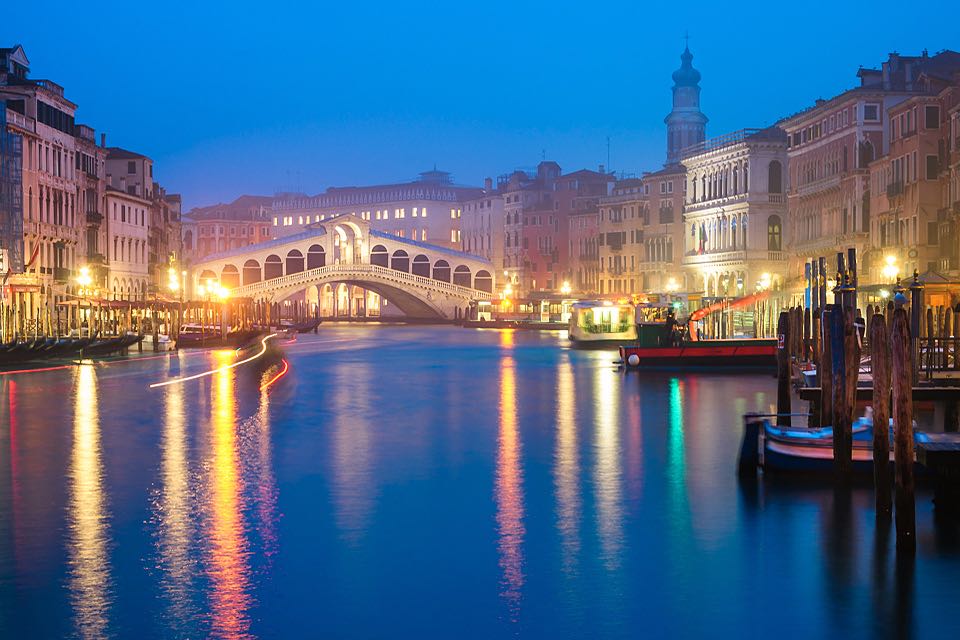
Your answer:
[3,1,956,209]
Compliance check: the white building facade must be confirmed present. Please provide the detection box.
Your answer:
[681,127,790,297]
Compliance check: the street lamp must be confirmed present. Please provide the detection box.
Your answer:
[560,280,572,296]
[75,266,93,337]
[665,277,680,293]
[882,255,899,282]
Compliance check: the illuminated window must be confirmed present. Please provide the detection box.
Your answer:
[273,217,278,225]
[422,228,427,241]
[451,208,456,219]
[413,207,418,217]
[421,207,427,217]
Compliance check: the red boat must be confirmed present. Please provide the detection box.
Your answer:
[618,339,777,370]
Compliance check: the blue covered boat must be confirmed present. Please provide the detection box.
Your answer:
[738,411,960,474]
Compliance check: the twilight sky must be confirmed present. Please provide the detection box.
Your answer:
[3,1,957,210]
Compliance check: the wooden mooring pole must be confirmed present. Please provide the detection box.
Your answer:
[829,304,851,479]
[821,306,834,428]
[870,313,892,514]
[890,308,916,552]
[776,311,791,426]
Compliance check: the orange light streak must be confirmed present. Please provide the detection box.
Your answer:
[259,359,289,391]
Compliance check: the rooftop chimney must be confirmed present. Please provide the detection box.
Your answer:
[100,133,106,147]
[484,177,493,191]
[599,164,605,174]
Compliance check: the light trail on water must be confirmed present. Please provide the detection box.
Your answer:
[148,334,277,389]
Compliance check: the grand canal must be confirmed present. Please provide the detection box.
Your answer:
[1,325,959,638]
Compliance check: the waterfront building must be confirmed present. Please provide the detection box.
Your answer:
[867,73,960,285]
[1,44,87,332]
[779,50,960,291]
[568,201,600,293]
[597,177,646,295]
[0,100,23,279]
[105,146,183,296]
[104,186,151,298]
[270,169,481,252]
[75,126,106,290]
[182,195,273,262]
[460,177,505,277]
[525,167,611,293]
[680,127,790,297]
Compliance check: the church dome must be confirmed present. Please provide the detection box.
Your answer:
[672,46,701,87]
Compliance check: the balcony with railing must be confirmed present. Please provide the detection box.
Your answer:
[795,173,841,197]
[682,249,788,267]
[683,191,747,213]
[5,107,34,132]
[886,181,904,198]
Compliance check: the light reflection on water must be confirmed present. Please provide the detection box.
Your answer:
[495,330,524,621]
[593,363,623,570]
[205,352,252,639]
[0,326,959,639]
[554,355,580,574]
[66,365,111,640]
[156,360,198,633]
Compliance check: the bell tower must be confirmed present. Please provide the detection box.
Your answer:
[664,38,708,165]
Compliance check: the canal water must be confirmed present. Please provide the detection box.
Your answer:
[0,325,958,639]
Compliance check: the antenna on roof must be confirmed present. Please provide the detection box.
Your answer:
[684,30,689,48]
[541,149,546,161]
[606,136,611,172]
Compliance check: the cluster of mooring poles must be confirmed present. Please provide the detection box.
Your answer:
[773,247,941,552]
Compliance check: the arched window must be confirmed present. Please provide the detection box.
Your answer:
[242,259,261,285]
[371,244,388,267]
[221,264,240,289]
[767,215,782,251]
[391,249,409,272]
[474,270,493,293]
[453,265,472,287]
[307,244,325,269]
[264,254,283,279]
[286,249,305,274]
[768,160,783,194]
[432,259,451,282]
[741,215,748,248]
[731,217,738,249]
[732,167,739,195]
[412,254,430,277]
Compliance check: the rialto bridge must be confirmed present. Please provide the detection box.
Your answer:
[189,215,495,320]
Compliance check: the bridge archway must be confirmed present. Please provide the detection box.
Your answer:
[433,259,450,282]
[265,254,283,279]
[243,259,261,285]
[453,265,471,287]
[320,283,334,316]
[199,269,217,284]
[307,244,325,269]
[391,249,409,273]
[412,254,430,277]
[221,264,240,289]
[306,284,319,313]
[371,244,388,267]
[287,249,305,274]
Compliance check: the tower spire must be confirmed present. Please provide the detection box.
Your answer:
[664,38,708,165]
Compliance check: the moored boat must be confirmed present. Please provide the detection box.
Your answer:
[737,412,960,474]
[568,301,637,348]
[619,337,778,370]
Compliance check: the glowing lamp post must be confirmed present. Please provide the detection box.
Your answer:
[882,255,899,282]
[75,266,94,336]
